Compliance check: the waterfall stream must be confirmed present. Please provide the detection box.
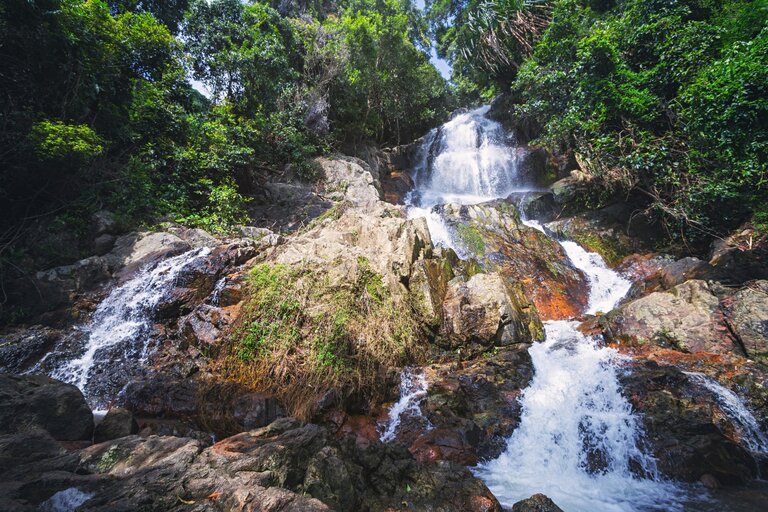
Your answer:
[47,247,211,409]
[406,106,686,511]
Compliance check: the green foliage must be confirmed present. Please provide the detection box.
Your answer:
[328,0,453,144]
[503,0,768,244]
[29,121,104,164]
[175,178,251,234]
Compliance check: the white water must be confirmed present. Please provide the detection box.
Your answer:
[406,106,534,254]
[685,372,768,454]
[380,367,432,442]
[405,107,683,510]
[51,247,210,398]
[39,488,94,512]
[410,106,533,207]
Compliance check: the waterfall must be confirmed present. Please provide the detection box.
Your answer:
[408,107,685,510]
[379,367,432,443]
[684,372,768,454]
[406,106,534,255]
[409,106,535,208]
[50,247,211,408]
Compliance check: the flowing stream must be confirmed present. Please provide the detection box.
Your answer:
[406,107,686,510]
[48,247,210,409]
[379,367,432,442]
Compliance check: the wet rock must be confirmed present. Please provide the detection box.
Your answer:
[507,191,558,223]
[515,147,549,188]
[381,169,415,204]
[94,408,139,444]
[439,201,589,320]
[0,326,61,373]
[512,493,565,512]
[722,281,768,363]
[605,280,742,355]
[385,349,533,465]
[441,273,543,354]
[0,374,93,441]
[619,360,758,484]
[121,377,283,438]
[315,155,381,203]
[546,202,659,267]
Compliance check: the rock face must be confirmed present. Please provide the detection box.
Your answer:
[406,348,535,465]
[0,374,93,441]
[439,201,590,320]
[315,155,382,203]
[441,273,543,354]
[0,417,501,512]
[723,281,768,362]
[605,280,742,355]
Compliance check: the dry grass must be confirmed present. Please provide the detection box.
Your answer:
[217,258,425,420]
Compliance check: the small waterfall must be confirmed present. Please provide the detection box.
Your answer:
[410,106,534,207]
[51,247,210,407]
[685,372,768,454]
[406,106,534,255]
[379,367,431,443]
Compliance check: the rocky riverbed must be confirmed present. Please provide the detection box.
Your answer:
[2,112,768,511]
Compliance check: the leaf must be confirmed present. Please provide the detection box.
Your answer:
[177,496,195,505]
[207,491,222,501]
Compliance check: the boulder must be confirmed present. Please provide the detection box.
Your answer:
[439,201,589,320]
[441,273,543,354]
[403,348,534,465]
[93,408,139,444]
[605,280,742,355]
[315,156,382,203]
[0,374,93,441]
[723,281,768,362]
[512,494,565,512]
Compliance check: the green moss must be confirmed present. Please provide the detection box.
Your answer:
[96,445,126,473]
[456,223,486,256]
[571,232,623,267]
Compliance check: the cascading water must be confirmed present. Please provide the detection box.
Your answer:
[379,367,432,443]
[474,244,684,511]
[407,107,685,510]
[406,106,538,254]
[685,372,768,455]
[49,247,211,408]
